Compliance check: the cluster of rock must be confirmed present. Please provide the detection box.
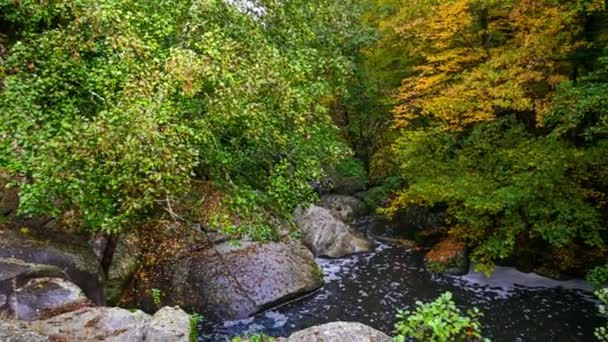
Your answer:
[0,229,191,341]
[124,193,374,319]
[279,322,390,342]
[239,322,390,342]
[295,195,372,258]
[122,222,325,320]
[0,306,190,342]
[0,220,326,320]
[0,170,381,340]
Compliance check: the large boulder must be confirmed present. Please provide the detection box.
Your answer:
[424,237,469,275]
[0,258,67,293]
[295,206,372,258]
[318,195,368,223]
[24,307,150,341]
[0,229,104,304]
[280,322,390,342]
[0,320,48,342]
[145,306,190,342]
[112,220,323,321]
[20,306,190,342]
[9,277,91,321]
[133,229,323,320]
[192,241,322,320]
[0,258,70,318]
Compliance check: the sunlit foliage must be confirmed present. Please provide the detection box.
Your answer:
[394,292,488,342]
[377,0,608,273]
[0,0,366,236]
[389,0,606,131]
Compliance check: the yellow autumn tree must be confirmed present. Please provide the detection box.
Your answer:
[373,0,608,275]
[391,0,606,131]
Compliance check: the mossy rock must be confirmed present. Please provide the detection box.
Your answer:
[0,169,19,217]
[424,237,469,275]
[126,221,322,320]
[0,229,104,304]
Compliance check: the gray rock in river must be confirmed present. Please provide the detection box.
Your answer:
[295,205,372,258]
[19,305,190,342]
[318,194,368,223]
[9,277,91,321]
[0,320,49,342]
[0,258,89,319]
[132,224,323,320]
[145,306,191,342]
[22,307,150,341]
[0,229,104,304]
[277,322,391,342]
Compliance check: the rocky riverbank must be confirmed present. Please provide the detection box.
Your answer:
[1,306,191,342]
[0,172,382,341]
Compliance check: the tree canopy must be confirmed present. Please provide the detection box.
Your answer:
[0,0,607,279]
[0,0,367,238]
[362,0,608,274]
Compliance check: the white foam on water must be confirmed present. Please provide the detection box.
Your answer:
[454,265,594,298]
[263,311,288,329]
[373,242,391,253]
[243,323,266,334]
[222,316,255,328]
[317,255,359,282]
[316,242,390,282]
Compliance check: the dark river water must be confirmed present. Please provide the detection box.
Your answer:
[200,219,605,341]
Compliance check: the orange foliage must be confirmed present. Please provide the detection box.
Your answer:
[425,237,465,264]
[389,0,606,130]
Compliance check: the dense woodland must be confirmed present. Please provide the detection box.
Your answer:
[364,0,608,279]
[1,0,608,340]
[0,0,370,240]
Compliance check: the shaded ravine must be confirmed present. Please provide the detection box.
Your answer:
[200,219,604,341]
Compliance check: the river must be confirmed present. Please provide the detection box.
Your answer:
[200,217,604,341]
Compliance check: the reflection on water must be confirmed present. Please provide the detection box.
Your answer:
[201,223,604,341]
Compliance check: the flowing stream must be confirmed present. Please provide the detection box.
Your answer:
[200,217,604,341]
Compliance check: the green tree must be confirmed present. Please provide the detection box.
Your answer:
[394,292,488,342]
[0,0,368,238]
[596,288,608,341]
[375,0,608,274]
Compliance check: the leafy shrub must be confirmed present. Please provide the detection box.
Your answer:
[151,288,161,307]
[335,157,367,185]
[0,0,367,235]
[363,176,403,209]
[231,333,274,342]
[588,265,608,288]
[596,288,608,341]
[189,313,204,342]
[384,117,607,274]
[394,292,488,342]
